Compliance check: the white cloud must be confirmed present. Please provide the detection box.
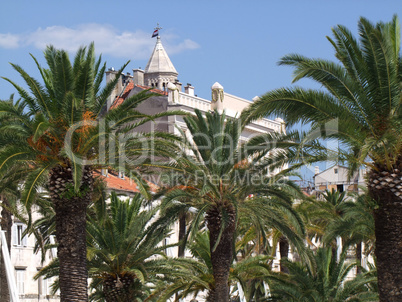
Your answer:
[166,39,200,54]
[0,33,20,49]
[0,24,200,59]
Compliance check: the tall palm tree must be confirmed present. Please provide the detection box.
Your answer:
[0,43,179,301]
[242,16,402,301]
[267,247,378,302]
[162,109,306,301]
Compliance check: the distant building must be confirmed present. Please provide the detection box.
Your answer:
[313,164,367,194]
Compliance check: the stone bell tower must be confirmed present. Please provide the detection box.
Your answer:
[143,34,178,91]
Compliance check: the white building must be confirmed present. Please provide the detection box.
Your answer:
[0,206,59,302]
[313,164,366,194]
[105,35,284,141]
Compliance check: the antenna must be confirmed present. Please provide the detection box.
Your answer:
[154,23,162,32]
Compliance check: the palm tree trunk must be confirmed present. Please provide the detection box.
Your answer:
[279,236,289,273]
[0,196,12,302]
[103,274,135,302]
[178,213,186,257]
[369,164,402,302]
[356,242,362,274]
[206,206,236,302]
[176,214,186,302]
[50,164,93,302]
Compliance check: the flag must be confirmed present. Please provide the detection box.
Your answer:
[152,29,159,38]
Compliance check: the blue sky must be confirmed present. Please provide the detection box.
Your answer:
[0,0,400,183]
[1,1,400,100]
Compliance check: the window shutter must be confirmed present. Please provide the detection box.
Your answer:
[12,224,17,246]
[22,225,28,247]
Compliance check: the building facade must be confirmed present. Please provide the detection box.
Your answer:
[105,36,284,161]
[0,206,59,302]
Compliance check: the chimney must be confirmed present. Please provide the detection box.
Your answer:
[184,83,195,96]
[105,68,120,110]
[174,79,182,92]
[133,68,144,86]
[314,166,320,175]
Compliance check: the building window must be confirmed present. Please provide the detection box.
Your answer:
[13,223,27,247]
[17,225,23,245]
[334,168,338,174]
[16,268,25,294]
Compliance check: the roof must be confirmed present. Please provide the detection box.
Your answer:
[94,170,159,194]
[110,82,134,109]
[313,164,349,178]
[144,36,178,75]
[135,85,168,95]
[110,83,167,109]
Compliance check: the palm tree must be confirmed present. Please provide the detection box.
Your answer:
[35,191,176,302]
[324,190,376,274]
[297,189,347,255]
[0,43,179,301]
[242,16,402,301]
[162,109,306,301]
[86,192,175,302]
[237,191,307,274]
[154,231,273,302]
[267,247,378,302]
[153,231,215,301]
[156,172,194,258]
